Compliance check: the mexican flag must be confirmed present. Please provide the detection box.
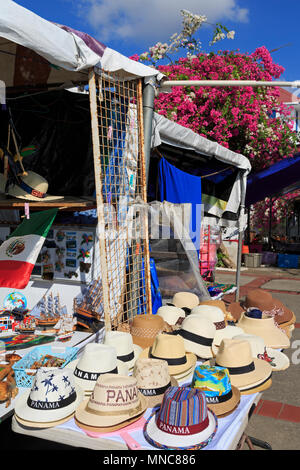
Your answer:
[0,208,58,289]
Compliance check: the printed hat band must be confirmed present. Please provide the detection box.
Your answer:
[74,367,118,381]
[86,401,143,417]
[27,391,76,410]
[215,361,255,375]
[149,352,187,366]
[139,382,171,397]
[177,329,213,346]
[214,320,226,330]
[19,180,46,199]
[156,414,209,436]
[204,389,233,404]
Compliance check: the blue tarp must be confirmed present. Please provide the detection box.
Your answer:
[245,153,300,207]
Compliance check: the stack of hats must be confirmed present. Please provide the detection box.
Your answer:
[197,299,234,323]
[103,330,142,372]
[175,315,216,359]
[130,314,166,349]
[156,305,186,327]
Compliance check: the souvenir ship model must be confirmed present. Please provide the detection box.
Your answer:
[34,293,62,330]
[54,308,77,342]
[73,280,104,330]
[16,316,37,335]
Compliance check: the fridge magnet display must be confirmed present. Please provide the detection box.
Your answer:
[66,240,77,250]
[77,248,90,260]
[66,259,77,268]
[80,262,91,274]
[3,292,27,310]
[64,271,78,279]
[81,234,93,245]
[66,251,76,258]
[56,231,65,242]
[55,261,64,272]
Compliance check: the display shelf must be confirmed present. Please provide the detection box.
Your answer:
[0,196,97,211]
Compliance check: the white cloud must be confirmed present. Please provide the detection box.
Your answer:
[74,0,249,43]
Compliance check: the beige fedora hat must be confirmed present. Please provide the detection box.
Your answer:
[7,170,64,202]
[139,333,197,376]
[133,358,178,408]
[233,333,290,372]
[214,338,272,390]
[190,305,244,355]
[67,343,129,395]
[103,331,142,371]
[75,374,148,432]
[239,377,272,395]
[177,315,216,359]
[172,292,199,310]
[156,305,186,326]
[14,367,84,428]
[237,312,290,349]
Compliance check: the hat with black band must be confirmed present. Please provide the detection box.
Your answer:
[177,315,216,359]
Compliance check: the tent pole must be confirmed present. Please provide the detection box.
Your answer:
[142,77,156,185]
[235,172,247,302]
[268,197,273,250]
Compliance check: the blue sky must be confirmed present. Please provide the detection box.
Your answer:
[15,0,300,86]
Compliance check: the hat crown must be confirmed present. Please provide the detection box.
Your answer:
[151,333,186,360]
[77,343,117,373]
[20,171,48,193]
[158,386,208,428]
[104,331,133,355]
[216,338,253,368]
[131,314,165,329]
[88,374,140,413]
[133,358,171,389]
[157,306,185,325]
[172,292,199,309]
[191,305,225,322]
[192,365,232,397]
[29,367,76,405]
[234,333,265,356]
[180,315,216,337]
[245,289,274,310]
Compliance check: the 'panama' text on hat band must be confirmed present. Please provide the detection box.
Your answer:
[74,367,117,380]
[205,389,233,404]
[177,329,213,346]
[215,361,255,375]
[156,415,209,435]
[139,382,171,397]
[27,391,76,410]
[149,352,187,366]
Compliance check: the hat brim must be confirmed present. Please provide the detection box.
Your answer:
[237,317,290,349]
[181,336,214,360]
[74,412,146,434]
[240,377,272,395]
[139,376,178,409]
[14,386,84,425]
[14,411,75,429]
[212,325,245,355]
[138,346,197,376]
[264,348,290,371]
[202,385,240,417]
[144,408,218,450]
[8,185,64,202]
[75,391,148,429]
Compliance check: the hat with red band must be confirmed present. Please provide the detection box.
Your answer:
[7,171,64,202]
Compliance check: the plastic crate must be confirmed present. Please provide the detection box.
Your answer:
[277,253,299,269]
[244,253,262,268]
[12,344,78,388]
[261,251,278,266]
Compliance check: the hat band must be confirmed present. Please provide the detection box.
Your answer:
[216,361,255,375]
[131,326,162,339]
[205,389,233,404]
[19,180,46,199]
[74,367,118,381]
[214,320,226,330]
[85,401,143,418]
[177,329,213,347]
[139,381,171,397]
[156,415,209,436]
[27,391,76,410]
[149,352,187,366]
[117,351,134,363]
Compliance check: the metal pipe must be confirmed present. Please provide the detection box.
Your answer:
[160,80,300,88]
[142,77,156,185]
[235,172,247,302]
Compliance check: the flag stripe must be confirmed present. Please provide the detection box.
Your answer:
[9,208,58,238]
[0,234,45,264]
[0,260,34,289]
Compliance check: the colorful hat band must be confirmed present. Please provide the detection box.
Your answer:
[149,352,187,366]
[74,367,118,380]
[177,329,213,346]
[27,391,76,410]
[205,389,232,404]
[156,415,209,436]
[19,180,46,199]
[216,361,255,375]
[139,381,171,397]
[117,351,134,363]
[131,326,162,338]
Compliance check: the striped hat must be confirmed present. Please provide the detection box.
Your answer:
[143,386,218,450]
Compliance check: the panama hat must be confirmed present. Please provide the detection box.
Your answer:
[176,315,216,359]
[133,358,178,408]
[7,170,64,202]
[232,333,290,371]
[67,343,129,395]
[130,314,166,349]
[75,374,148,433]
[190,305,244,355]
[245,289,294,325]
[156,305,186,326]
[198,300,228,318]
[103,331,142,371]
[226,302,245,323]
[192,364,240,417]
[171,292,199,310]
[143,386,218,450]
[237,312,290,349]
[14,367,84,428]
[239,377,272,395]
[139,333,197,376]
[214,338,272,391]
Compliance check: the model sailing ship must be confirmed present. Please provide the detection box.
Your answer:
[16,316,37,335]
[54,307,77,342]
[73,279,104,330]
[34,293,63,329]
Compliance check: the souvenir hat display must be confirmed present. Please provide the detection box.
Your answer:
[176,315,216,359]
[130,314,166,349]
[213,338,272,393]
[7,170,64,202]
[156,305,186,326]
[75,374,148,433]
[233,333,290,372]
[14,367,84,428]
[192,364,240,417]
[198,300,228,319]
[190,305,244,355]
[171,291,200,311]
[133,358,178,408]
[245,289,295,326]
[67,343,129,395]
[103,330,142,371]
[143,386,218,450]
[237,310,290,349]
[138,333,197,378]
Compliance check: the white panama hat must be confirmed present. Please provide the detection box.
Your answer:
[7,170,64,202]
[103,330,142,371]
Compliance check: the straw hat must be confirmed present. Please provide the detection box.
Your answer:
[233,333,290,372]
[237,312,290,349]
[198,300,228,318]
[190,305,244,355]
[245,289,294,325]
[133,358,178,408]
[103,331,142,371]
[67,343,129,395]
[139,333,197,376]
[130,314,166,349]
[192,364,240,417]
[7,170,64,202]
[156,305,185,326]
[226,302,245,323]
[176,315,216,359]
[14,367,84,428]
[214,338,272,391]
[239,377,272,395]
[75,374,148,432]
[143,386,218,450]
[171,292,199,310]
